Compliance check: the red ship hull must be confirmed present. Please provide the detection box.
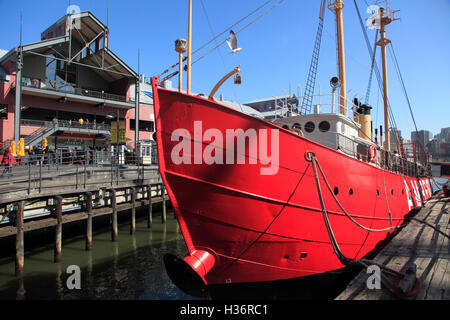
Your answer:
[152,80,432,296]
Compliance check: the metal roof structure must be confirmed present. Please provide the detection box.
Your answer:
[0,11,137,82]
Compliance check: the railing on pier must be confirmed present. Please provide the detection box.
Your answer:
[21,77,129,103]
[0,150,156,199]
[21,118,111,132]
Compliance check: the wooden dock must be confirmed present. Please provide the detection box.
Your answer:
[336,193,449,300]
[0,183,170,277]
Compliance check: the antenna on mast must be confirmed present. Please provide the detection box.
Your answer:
[368,1,399,152]
[107,0,109,29]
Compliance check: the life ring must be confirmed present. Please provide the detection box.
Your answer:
[369,145,377,163]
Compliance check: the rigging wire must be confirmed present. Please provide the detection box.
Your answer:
[199,0,243,112]
[160,0,285,84]
[157,0,277,79]
[365,29,378,104]
[388,42,427,155]
[353,0,402,151]
[300,0,326,114]
[191,0,284,67]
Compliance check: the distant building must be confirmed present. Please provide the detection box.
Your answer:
[427,138,440,155]
[440,127,450,143]
[390,128,402,153]
[245,94,299,121]
[411,130,432,150]
[402,139,414,161]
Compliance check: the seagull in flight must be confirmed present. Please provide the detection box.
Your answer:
[226,30,242,55]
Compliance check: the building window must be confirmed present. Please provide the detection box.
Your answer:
[142,146,151,156]
[319,121,331,132]
[305,121,315,133]
[82,47,88,59]
[130,120,154,132]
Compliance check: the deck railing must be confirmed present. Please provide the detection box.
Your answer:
[0,150,154,197]
[21,77,128,103]
[335,132,430,178]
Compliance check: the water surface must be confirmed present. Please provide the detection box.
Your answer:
[0,211,198,300]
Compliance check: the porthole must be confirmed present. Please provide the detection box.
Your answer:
[349,188,354,196]
[319,121,331,133]
[402,189,405,195]
[376,190,380,196]
[334,187,339,195]
[305,121,315,133]
[391,189,394,196]
[282,125,289,130]
[292,123,301,130]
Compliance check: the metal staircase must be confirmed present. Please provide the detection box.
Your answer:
[19,119,111,148]
[24,124,59,147]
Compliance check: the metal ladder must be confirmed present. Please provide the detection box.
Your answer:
[300,0,326,115]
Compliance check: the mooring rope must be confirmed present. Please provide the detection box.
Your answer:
[310,154,419,297]
[313,154,398,232]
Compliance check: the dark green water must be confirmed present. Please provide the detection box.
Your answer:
[0,210,199,300]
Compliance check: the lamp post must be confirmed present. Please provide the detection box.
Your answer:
[330,76,340,114]
[175,39,187,92]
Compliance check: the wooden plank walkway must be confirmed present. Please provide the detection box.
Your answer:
[336,193,449,300]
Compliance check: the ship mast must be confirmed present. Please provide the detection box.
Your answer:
[187,0,192,95]
[329,0,347,116]
[376,6,394,152]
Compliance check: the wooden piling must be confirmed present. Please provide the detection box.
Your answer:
[54,196,63,262]
[85,192,93,251]
[130,187,136,235]
[110,189,118,241]
[147,185,152,229]
[161,184,167,224]
[15,201,24,277]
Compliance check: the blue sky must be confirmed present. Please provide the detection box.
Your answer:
[0,0,448,139]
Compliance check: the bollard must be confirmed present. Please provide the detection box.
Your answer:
[147,185,153,229]
[54,196,63,262]
[130,187,136,235]
[85,192,93,251]
[161,184,167,224]
[110,189,118,242]
[15,201,24,277]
